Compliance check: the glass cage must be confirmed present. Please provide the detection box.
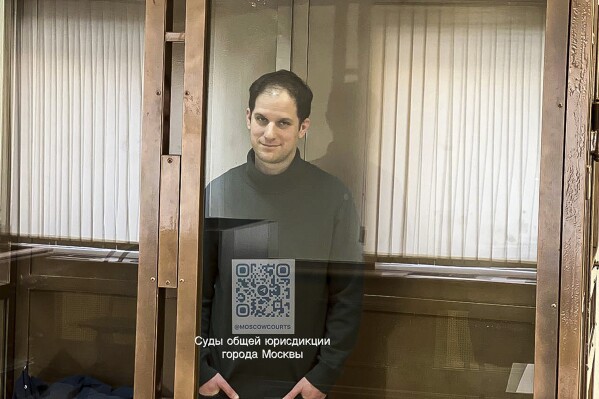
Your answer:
[0,0,593,398]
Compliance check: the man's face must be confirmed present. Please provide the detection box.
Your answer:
[246,87,310,174]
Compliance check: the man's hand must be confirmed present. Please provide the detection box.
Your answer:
[282,377,326,399]
[198,373,239,399]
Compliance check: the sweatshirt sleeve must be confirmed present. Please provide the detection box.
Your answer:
[304,190,364,392]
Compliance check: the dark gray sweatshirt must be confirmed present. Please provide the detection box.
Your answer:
[200,149,363,398]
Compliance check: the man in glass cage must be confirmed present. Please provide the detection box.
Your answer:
[198,70,364,399]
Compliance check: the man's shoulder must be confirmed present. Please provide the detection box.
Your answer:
[207,164,246,189]
[301,160,352,197]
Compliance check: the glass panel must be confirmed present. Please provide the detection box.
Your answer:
[202,0,542,398]
[310,1,539,398]
[167,0,186,156]
[306,2,544,265]
[205,0,280,182]
[11,0,143,243]
[7,0,143,396]
[28,291,136,385]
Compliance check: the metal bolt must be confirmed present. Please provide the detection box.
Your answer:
[150,277,156,282]
[156,90,161,96]
[558,102,563,108]
[551,303,557,308]
[180,278,185,283]
[167,157,173,164]
[185,90,190,96]
[166,280,170,285]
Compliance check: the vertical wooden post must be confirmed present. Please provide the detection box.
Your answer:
[556,0,596,397]
[534,0,570,396]
[134,0,167,398]
[174,0,209,398]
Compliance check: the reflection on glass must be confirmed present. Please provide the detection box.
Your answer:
[308,1,542,398]
[364,5,543,263]
[8,0,142,397]
[12,0,143,243]
[27,290,136,384]
[205,0,281,182]
[9,248,139,398]
[306,2,544,265]
[205,0,544,398]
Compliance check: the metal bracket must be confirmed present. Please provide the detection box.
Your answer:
[158,155,181,289]
[591,101,599,161]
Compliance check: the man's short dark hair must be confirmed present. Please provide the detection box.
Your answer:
[248,70,313,122]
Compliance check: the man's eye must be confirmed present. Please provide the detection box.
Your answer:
[255,116,267,122]
[278,121,291,127]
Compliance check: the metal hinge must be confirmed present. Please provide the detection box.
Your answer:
[591,101,599,161]
[592,132,599,163]
[592,101,599,132]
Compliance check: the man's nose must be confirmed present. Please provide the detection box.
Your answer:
[263,122,276,139]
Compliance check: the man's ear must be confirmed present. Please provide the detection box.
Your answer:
[246,108,252,129]
[298,118,311,139]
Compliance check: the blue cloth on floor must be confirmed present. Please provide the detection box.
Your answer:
[13,365,133,399]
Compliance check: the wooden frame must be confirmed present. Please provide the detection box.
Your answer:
[134,0,210,397]
[557,0,596,396]
[534,0,599,396]
[173,0,209,397]
[533,0,571,395]
[149,0,590,397]
[134,0,168,398]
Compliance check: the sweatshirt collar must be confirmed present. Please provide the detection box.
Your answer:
[245,148,304,193]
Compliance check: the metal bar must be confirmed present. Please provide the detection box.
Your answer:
[165,32,185,42]
[5,293,15,399]
[1,0,15,238]
[276,0,293,71]
[19,276,137,297]
[13,256,30,392]
[0,234,139,251]
[368,253,536,268]
[375,263,537,280]
[173,0,209,397]
[362,296,535,323]
[158,155,181,289]
[0,248,51,262]
[134,0,168,397]
[4,246,17,399]
[557,0,595,396]
[533,0,571,396]
[13,242,138,259]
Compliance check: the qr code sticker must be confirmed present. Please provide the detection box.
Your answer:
[232,259,295,335]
